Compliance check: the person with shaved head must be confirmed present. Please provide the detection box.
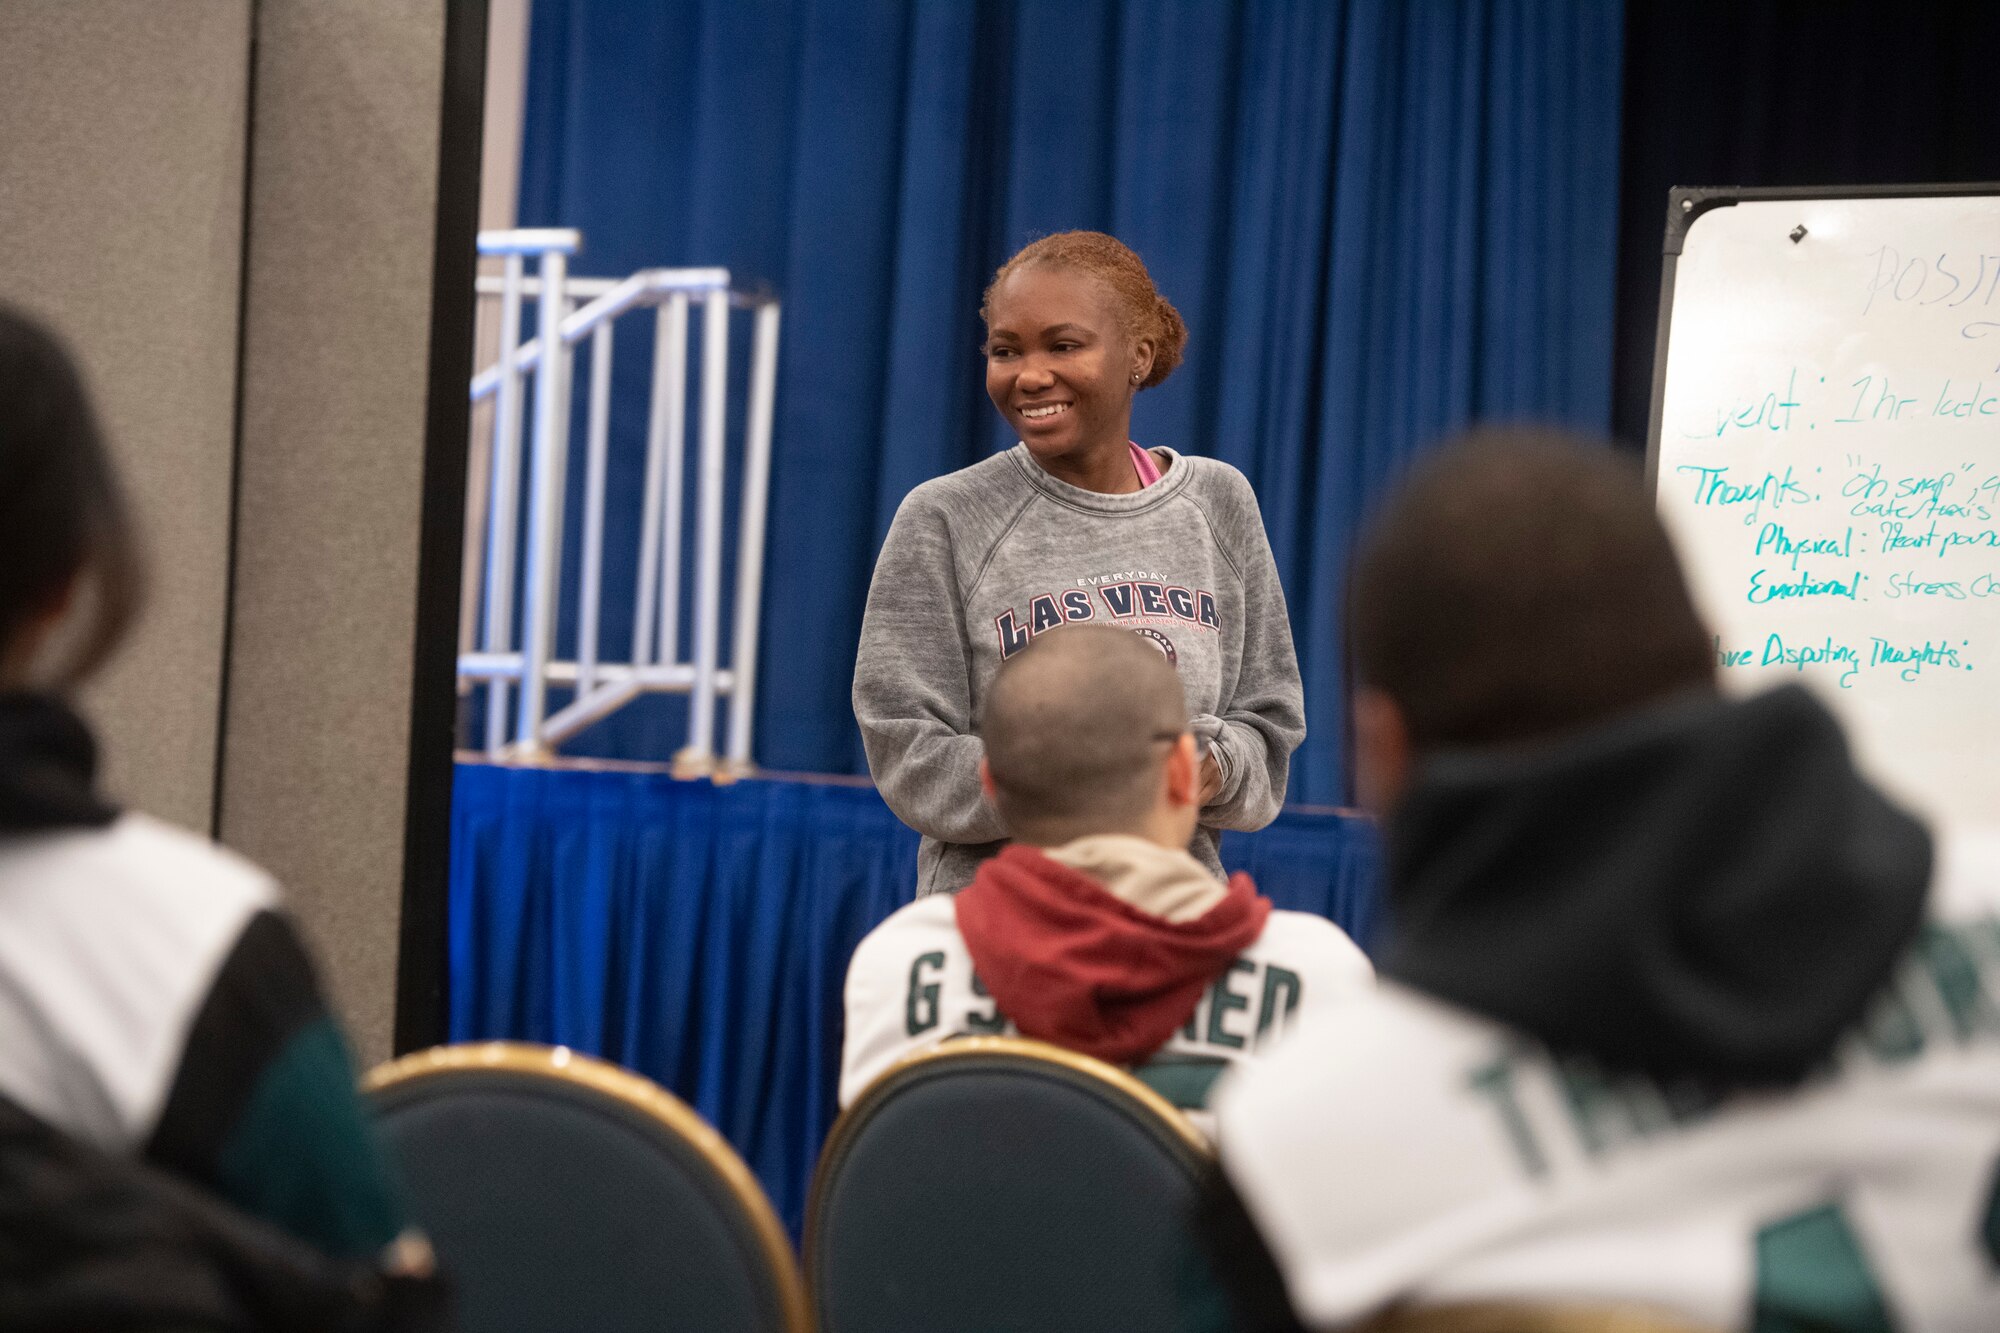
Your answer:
[839,625,1370,1131]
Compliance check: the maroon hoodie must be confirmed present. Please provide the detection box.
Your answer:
[952,844,1273,1066]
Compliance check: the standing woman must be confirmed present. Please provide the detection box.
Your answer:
[854,232,1304,896]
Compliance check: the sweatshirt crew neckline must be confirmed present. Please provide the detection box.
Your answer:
[1006,442,1191,515]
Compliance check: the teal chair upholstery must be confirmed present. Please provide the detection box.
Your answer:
[365,1043,808,1333]
[807,1035,1212,1332]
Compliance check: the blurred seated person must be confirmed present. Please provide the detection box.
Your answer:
[0,308,428,1277]
[841,624,1371,1130]
[1199,432,2000,1330]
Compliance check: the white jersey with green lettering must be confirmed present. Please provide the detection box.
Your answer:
[839,896,1373,1134]
[1214,833,2000,1331]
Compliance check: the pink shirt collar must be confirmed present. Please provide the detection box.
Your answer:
[1129,441,1163,488]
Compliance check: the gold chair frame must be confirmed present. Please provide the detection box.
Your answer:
[365,1041,811,1333]
[1357,1302,1721,1333]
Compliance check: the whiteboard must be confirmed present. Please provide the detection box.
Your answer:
[1652,189,2000,829]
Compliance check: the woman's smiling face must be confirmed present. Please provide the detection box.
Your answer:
[983,264,1153,473]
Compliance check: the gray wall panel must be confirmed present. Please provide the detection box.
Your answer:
[0,1,252,833]
[220,2,450,1064]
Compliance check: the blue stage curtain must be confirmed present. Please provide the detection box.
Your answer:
[515,0,1624,805]
[449,763,1380,1235]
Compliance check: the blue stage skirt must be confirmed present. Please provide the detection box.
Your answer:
[449,762,1381,1235]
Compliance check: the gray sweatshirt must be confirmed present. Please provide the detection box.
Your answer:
[854,444,1306,897]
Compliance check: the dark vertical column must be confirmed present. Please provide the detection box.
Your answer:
[398,0,490,1055]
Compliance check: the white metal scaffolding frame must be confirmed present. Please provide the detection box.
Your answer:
[458,228,781,778]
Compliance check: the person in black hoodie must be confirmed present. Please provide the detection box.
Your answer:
[1193,431,2000,1332]
[0,306,441,1324]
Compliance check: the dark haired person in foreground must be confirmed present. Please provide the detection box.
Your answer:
[0,308,434,1321]
[842,625,1369,1132]
[1199,433,2000,1330]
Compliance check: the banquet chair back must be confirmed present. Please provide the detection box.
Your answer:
[365,1042,808,1333]
[806,1036,1210,1333]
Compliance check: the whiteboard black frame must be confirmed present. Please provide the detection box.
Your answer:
[1643,182,2000,495]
